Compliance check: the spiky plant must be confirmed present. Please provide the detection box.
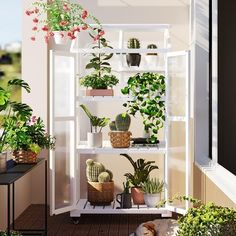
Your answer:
[141,178,164,194]
[127,38,140,49]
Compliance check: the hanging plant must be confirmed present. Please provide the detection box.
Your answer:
[121,72,165,143]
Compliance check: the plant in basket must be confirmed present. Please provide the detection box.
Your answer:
[0,79,32,171]
[80,32,119,96]
[4,115,55,164]
[25,0,103,44]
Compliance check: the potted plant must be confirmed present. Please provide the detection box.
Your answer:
[146,44,158,67]
[86,159,114,205]
[116,180,132,209]
[141,178,164,207]
[25,0,103,44]
[0,79,33,170]
[5,115,56,163]
[108,113,132,148]
[121,153,159,205]
[80,33,119,96]
[80,104,109,147]
[126,38,141,67]
[121,72,166,144]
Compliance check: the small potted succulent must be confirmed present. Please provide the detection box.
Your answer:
[126,38,141,67]
[121,153,159,205]
[108,113,132,148]
[0,79,33,169]
[25,0,103,44]
[80,33,119,96]
[141,178,164,207]
[146,44,159,67]
[86,159,114,205]
[80,104,109,147]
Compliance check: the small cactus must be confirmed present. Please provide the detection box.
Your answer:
[105,169,113,180]
[127,38,140,49]
[86,159,105,182]
[147,44,158,56]
[98,171,111,183]
[115,113,131,131]
[109,121,117,131]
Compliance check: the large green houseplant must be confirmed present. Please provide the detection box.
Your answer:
[121,153,159,205]
[80,32,119,96]
[121,72,165,143]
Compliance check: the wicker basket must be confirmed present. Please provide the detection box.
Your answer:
[13,150,38,164]
[109,131,132,148]
[87,181,114,205]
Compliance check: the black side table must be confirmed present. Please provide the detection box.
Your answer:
[0,158,47,236]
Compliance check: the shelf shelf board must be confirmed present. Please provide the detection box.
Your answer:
[168,116,186,122]
[112,67,165,73]
[77,95,131,102]
[77,141,166,154]
[70,199,172,217]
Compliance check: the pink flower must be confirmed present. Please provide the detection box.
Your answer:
[42,25,49,31]
[30,36,36,41]
[32,26,38,31]
[59,20,69,27]
[25,10,31,16]
[31,116,37,123]
[33,18,39,23]
[94,35,100,41]
[49,32,54,37]
[34,7,39,14]
[60,33,65,38]
[63,4,70,11]
[72,27,80,33]
[99,30,105,36]
[81,10,88,19]
[82,25,88,30]
[44,35,49,44]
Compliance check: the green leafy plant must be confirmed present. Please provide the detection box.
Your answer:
[5,116,55,153]
[80,104,109,132]
[26,0,102,42]
[121,153,158,187]
[121,72,165,143]
[123,180,130,194]
[141,178,164,194]
[80,32,119,89]
[0,79,32,152]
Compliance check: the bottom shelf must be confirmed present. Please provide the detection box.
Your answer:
[70,199,173,217]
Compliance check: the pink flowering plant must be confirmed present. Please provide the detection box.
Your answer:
[26,0,104,43]
[4,116,55,154]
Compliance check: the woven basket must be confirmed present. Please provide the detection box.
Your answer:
[87,181,114,205]
[13,150,38,164]
[109,131,132,148]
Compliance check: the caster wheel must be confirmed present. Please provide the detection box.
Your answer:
[72,217,80,225]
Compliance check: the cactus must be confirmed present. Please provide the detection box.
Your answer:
[105,169,113,180]
[109,121,117,131]
[127,38,140,49]
[147,44,158,56]
[86,159,105,182]
[98,171,111,183]
[115,113,131,131]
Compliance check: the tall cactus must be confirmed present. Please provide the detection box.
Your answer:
[115,113,131,131]
[86,159,105,182]
[127,38,140,49]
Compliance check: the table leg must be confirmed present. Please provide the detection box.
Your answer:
[12,182,15,230]
[7,184,10,236]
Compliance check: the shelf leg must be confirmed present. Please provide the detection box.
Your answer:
[45,160,48,235]
[12,182,15,230]
[7,184,10,236]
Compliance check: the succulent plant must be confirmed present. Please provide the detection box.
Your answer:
[127,38,140,49]
[147,44,158,56]
[109,121,117,131]
[98,171,111,183]
[115,113,131,131]
[141,178,164,194]
[105,169,113,180]
[86,159,105,182]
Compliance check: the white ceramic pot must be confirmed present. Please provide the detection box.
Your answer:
[145,55,159,68]
[144,193,161,208]
[87,132,102,147]
[53,31,69,45]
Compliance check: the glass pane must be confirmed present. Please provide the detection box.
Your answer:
[54,55,75,117]
[167,55,187,116]
[54,121,75,210]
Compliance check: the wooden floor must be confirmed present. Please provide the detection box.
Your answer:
[14,205,177,236]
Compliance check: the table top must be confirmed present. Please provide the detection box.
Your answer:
[0,158,45,185]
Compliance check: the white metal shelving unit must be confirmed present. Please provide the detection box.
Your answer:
[49,24,190,217]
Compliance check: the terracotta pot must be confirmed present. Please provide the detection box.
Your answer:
[131,187,145,205]
[86,89,114,96]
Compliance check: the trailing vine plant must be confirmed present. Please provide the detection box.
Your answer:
[121,72,165,143]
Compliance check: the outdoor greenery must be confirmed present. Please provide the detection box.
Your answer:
[80,32,119,89]
[80,104,110,132]
[121,72,166,143]
[141,178,164,194]
[26,0,102,42]
[121,153,159,187]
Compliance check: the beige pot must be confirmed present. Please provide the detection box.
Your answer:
[131,187,145,205]
[87,132,102,147]
[144,193,161,207]
[86,89,114,96]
